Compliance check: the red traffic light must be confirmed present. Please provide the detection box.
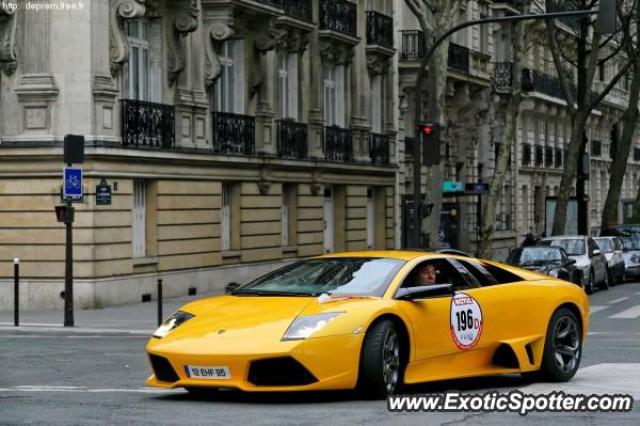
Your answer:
[417,123,436,136]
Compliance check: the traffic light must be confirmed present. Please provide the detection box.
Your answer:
[417,123,440,166]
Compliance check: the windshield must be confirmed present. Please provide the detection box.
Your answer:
[594,238,613,253]
[509,247,563,266]
[621,238,640,251]
[233,258,405,297]
[539,239,585,256]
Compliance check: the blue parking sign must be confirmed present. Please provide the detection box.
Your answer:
[63,167,83,201]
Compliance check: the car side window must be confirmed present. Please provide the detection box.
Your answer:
[456,260,498,286]
[475,262,524,285]
[401,258,478,291]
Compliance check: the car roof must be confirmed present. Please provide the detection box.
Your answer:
[316,250,462,261]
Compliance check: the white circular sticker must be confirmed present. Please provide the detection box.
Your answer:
[450,293,483,350]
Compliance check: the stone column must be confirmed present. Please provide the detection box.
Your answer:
[350,0,369,162]
[306,1,325,160]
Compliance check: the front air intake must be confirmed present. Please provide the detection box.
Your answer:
[248,357,318,386]
[149,354,179,383]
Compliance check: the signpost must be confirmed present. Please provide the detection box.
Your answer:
[57,134,84,327]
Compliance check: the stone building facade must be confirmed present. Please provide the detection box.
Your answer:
[397,0,640,261]
[0,0,398,309]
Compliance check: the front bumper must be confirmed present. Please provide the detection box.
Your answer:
[146,333,364,392]
[624,264,640,281]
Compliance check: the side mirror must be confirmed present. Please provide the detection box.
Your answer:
[592,249,602,257]
[395,284,454,300]
[566,258,577,266]
[225,282,241,294]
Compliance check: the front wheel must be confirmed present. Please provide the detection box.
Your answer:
[538,308,582,382]
[358,320,402,399]
[585,270,594,295]
[600,269,610,290]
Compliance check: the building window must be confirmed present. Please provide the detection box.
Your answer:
[221,184,231,251]
[522,143,531,166]
[591,140,602,157]
[125,20,150,101]
[367,188,375,249]
[323,64,346,127]
[370,74,383,134]
[132,179,146,258]
[281,184,298,247]
[214,40,245,114]
[278,51,299,120]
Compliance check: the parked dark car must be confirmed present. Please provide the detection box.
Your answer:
[601,224,640,238]
[620,237,640,282]
[506,246,582,286]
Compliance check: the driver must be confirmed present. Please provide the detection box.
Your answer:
[417,263,437,286]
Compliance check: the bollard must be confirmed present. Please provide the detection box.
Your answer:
[157,279,163,326]
[13,258,19,327]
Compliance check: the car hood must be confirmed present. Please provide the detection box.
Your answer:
[149,295,380,353]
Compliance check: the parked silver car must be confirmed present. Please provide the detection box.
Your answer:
[620,237,640,282]
[594,236,625,285]
[538,236,609,294]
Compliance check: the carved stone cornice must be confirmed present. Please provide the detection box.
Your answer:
[319,40,354,65]
[109,0,146,77]
[366,53,390,76]
[0,4,17,75]
[168,0,200,87]
[274,27,309,53]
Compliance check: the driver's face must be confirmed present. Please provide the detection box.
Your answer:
[419,264,436,285]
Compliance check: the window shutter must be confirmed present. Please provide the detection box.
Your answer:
[149,19,162,103]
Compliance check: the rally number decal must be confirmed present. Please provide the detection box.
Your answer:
[449,293,483,350]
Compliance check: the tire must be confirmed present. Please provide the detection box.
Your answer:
[538,308,582,382]
[585,270,594,295]
[358,320,403,399]
[600,269,610,290]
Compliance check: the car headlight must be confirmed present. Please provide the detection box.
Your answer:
[282,312,344,341]
[153,311,194,338]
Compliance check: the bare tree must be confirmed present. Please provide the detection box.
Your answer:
[601,3,640,231]
[545,0,634,235]
[404,0,458,248]
[479,2,536,258]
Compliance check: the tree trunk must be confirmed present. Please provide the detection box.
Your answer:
[552,115,586,235]
[479,100,519,258]
[601,62,640,231]
[632,179,640,223]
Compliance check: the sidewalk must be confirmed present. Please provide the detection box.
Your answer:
[0,291,220,334]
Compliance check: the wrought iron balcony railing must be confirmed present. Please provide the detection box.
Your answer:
[320,0,357,38]
[366,11,393,49]
[555,147,563,168]
[400,30,425,60]
[535,145,544,166]
[545,146,554,167]
[522,143,531,166]
[448,43,469,74]
[324,126,353,162]
[121,99,175,149]
[282,0,312,22]
[369,132,390,165]
[277,120,308,159]
[212,112,255,155]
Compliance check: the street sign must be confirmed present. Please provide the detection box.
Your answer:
[443,181,464,193]
[63,167,83,201]
[96,179,112,206]
[465,182,490,194]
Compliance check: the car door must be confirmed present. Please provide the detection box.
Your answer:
[588,237,607,283]
[396,258,482,362]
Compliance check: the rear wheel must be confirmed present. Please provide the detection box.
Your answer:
[538,308,582,381]
[358,320,402,399]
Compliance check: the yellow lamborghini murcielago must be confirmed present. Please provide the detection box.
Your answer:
[146,251,589,398]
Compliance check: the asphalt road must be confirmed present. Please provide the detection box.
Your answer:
[1,283,639,425]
